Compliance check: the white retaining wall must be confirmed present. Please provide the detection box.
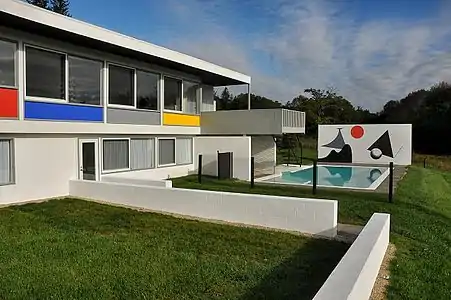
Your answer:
[313,213,390,300]
[101,176,172,188]
[69,180,338,237]
[194,136,251,181]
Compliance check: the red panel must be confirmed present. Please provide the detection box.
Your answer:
[0,88,18,118]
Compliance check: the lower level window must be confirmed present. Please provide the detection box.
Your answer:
[176,138,193,165]
[158,139,175,166]
[0,139,13,185]
[131,138,155,170]
[103,139,129,171]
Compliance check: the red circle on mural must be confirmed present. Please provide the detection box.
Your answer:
[351,125,364,139]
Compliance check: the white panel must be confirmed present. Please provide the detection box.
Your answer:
[0,136,78,204]
[194,136,251,180]
[318,124,412,165]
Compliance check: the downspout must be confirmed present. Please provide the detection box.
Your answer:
[247,83,251,110]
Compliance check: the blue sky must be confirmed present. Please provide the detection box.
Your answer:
[70,0,451,111]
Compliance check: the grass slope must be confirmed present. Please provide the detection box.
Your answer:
[173,166,451,299]
[0,199,348,300]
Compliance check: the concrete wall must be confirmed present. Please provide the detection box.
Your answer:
[318,124,412,165]
[313,213,390,300]
[69,180,338,237]
[101,164,195,181]
[194,136,251,181]
[0,136,77,204]
[102,176,172,188]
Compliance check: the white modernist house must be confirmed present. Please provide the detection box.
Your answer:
[0,0,305,204]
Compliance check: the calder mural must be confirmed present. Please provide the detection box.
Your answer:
[318,124,412,165]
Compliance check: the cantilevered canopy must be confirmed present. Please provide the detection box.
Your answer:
[0,0,251,87]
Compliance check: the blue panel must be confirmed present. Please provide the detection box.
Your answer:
[25,101,103,122]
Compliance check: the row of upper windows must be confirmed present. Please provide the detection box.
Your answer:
[0,39,201,114]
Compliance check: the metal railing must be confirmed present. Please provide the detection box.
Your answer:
[282,109,305,128]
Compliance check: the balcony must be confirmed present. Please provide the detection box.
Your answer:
[200,108,305,135]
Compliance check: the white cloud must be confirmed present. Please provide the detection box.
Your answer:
[161,0,451,111]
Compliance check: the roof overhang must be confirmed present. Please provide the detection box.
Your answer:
[0,0,251,87]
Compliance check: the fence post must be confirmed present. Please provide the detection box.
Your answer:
[300,142,303,166]
[388,162,394,203]
[198,154,203,184]
[287,149,291,166]
[250,157,255,188]
[312,160,317,195]
[423,158,426,168]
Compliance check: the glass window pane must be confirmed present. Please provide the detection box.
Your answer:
[137,70,159,110]
[131,138,154,170]
[159,139,175,165]
[0,40,16,87]
[176,138,193,165]
[0,140,12,185]
[103,139,129,171]
[183,81,200,114]
[69,56,102,105]
[26,47,65,99]
[164,77,182,111]
[108,65,134,106]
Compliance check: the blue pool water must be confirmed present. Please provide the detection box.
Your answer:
[266,165,388,189]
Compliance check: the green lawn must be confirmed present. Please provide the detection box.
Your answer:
[0,199,348,300]
[173,166,451,300]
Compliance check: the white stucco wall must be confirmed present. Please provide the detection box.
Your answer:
[101,164,195,181]
[194,136,251,181]
[69,180,338,237]
[313,213,390,300]
[318,124,412,165]
[0,136,78,204]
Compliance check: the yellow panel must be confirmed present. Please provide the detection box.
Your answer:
[163,112,200,126]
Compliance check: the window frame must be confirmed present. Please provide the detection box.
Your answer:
[157,137,177,167]
[24,44,104,107]
[163,75,201,115]
[107,63,160,112]
[0,38,18,89]
[0,138,15,186]
[101,137,131,173]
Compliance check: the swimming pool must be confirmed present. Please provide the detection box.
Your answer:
[261,165,389,190]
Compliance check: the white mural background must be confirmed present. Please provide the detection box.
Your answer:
[318,124,412,165]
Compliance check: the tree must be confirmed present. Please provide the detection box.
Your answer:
[26,0,48,8]
[50,0,71,16]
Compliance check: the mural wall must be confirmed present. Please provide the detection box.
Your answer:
[318,124,412,165]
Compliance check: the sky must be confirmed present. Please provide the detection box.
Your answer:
[70,0,451,112]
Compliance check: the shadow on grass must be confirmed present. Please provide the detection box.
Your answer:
[239,238,349,300]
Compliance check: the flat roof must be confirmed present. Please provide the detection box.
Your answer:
[0,0,251,86]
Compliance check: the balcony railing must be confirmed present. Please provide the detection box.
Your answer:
[200,108,305,135]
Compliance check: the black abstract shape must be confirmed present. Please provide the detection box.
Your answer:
[367,130,393,158]
[324,166,353,183]
[322,128,345,149]
[368,169,382,182]
[318,144,352,163]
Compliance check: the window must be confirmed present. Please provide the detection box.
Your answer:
[137,70,159,110]
[103,139,129,171]
[176,138,193,165]
[158,139,175,165]
[108,65,134,106]
[26,47,66,99]
[0,139,13,185]
[68,56,103,105]
[131,138,155,170]
[0,40,16,87]
[183,81,200,114]
[164,77,182,111]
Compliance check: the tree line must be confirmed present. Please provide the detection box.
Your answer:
[216,82,451,155]
[26,0,71,16]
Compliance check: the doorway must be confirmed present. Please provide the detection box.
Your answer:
[79,139,98,181]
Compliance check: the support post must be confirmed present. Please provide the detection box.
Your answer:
[250,156,255,188]
[423,158,426,168]
[247,83,251,110]
[198,154,202,183]
[312,160,318,195]
[388,162,394,203]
